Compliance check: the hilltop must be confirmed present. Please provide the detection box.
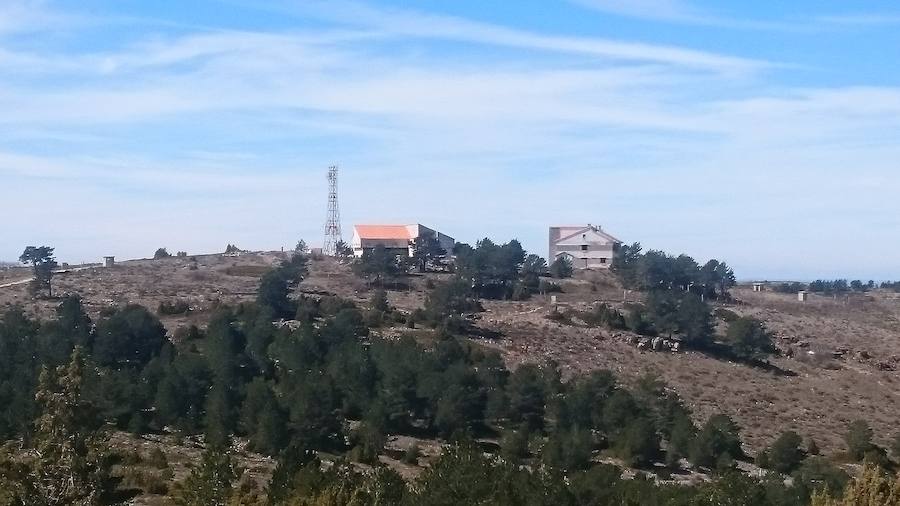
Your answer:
[3,251,898,458]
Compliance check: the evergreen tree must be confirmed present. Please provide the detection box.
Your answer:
[0,307,40,439]
[691,414,743,470]
[549,256,574,279]
[29,347,114,505]
[92,304,167,369]
[240,378,288,456]
[19,246,57,298]
[505,364,546,431]
[257,271,293,319]
[726,317,775,361]
[411,233,446,272]
[810,463,900,506]
[175,447,237,506]
[845,419,876,461]
[760,430,806,474]
[204,383,235,450]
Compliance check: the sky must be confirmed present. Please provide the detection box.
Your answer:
[1,0,899,280]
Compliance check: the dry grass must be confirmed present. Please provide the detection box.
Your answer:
[3,255,899,460]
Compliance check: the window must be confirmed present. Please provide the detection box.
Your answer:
[581,245,588,251]
[600,258,607,264]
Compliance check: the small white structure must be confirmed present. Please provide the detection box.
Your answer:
[351,224,454,257]
[753,283,764,292]
[798,290,809,302]
[549,224,622,269]
[103,256,115,268]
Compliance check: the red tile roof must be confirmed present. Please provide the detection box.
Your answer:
[354,224,412,240]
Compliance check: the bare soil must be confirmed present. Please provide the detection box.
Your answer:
[2,253,898,467]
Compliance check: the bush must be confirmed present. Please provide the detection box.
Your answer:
[147,448,169,469]
[713,308,740,323]
[158,299,190,316]
[759,430,805,474]
[319,296,357,316]
[500,426,530,462]
[613,417,661,468]
[580,304,626,329]
[295,296,320,323]
[370,289,390,312]
[725,317,775,361]
[549,257,574,279]
[403,442,420,465]
[690,414,742,470]
[773,282,807,294]
[153,248,171,260]
[422,279,481,327]
[845,420,875,461]
[538,279,562,293]
[543,426,593,471]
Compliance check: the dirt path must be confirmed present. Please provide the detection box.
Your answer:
[0,266,95,289]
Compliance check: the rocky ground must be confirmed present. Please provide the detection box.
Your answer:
[2,252,898,466]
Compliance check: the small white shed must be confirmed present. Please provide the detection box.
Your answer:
[103,256,115,268]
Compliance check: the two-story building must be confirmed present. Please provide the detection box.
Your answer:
[548,224,621,269]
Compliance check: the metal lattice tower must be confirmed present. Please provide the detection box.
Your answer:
[323,165,342,256]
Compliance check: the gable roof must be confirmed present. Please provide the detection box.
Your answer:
[354,224,412,240]
[555,226,622,245]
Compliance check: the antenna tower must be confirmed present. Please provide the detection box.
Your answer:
[323,165,342,256]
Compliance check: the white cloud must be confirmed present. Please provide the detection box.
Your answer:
[568,0,707,23]
[818,13,900,26]
[0,2,898,278]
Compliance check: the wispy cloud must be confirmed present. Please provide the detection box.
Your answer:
[255,0,766,73]
[566,0,800,31]
[0,1,898,278]
[818,13,900,26]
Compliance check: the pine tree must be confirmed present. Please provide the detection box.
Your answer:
[175,447,237,506]
[29,347,113,505]
[810,464,900,506]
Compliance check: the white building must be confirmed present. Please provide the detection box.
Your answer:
[548,224,622,269]
[351,224,454,257]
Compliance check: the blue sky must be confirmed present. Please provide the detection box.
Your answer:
[2,0,899,279]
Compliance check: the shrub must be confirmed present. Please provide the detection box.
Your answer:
[759,430,805,474]
[403,442,420,465]
[319,296,357,316]
[370,289,390,312]
[539,279,562,293]
[147,448,169,469]
[580,304,626,329]
[153,248,171,259]
[158,299,190,316]
[773,282,807,294]
[713,308,740,323]
[613,417,661,468]
[725,317,775,361]
[500,426,530,462]
[690,414,742,470]
[845,420,875,461]
[543,426,593,471]
[295,296,320,323]
[549,257,574,279]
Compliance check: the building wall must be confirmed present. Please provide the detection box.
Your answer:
[549,225,618,270]
[352,224,455,257]
[552,244,616,269]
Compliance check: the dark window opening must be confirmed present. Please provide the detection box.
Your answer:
[581,245,588,251]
